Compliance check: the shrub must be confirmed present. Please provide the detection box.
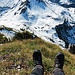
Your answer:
[0,34,8,44]
[13,31,37,40]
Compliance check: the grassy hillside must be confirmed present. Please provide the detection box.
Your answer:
[0,38,75,75]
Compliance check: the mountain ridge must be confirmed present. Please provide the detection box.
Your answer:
[0,0,75,48]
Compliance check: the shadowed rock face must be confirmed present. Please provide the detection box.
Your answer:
[68,44,75,54]
[69,0,75,3]
[60,3,75,8]
[55,20,74,48]
[49,0,60,3]
[49,0,75,8]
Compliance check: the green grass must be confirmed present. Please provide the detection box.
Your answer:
[0,38,75,75]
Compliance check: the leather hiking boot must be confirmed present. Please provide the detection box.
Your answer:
[54,52,65,69]
[33,50,43,66]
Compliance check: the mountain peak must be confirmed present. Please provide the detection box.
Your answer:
[0,0,75,48]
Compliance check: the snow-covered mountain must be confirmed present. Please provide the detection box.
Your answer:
[0,0,75,48]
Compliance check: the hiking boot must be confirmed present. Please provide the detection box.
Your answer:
[32,50,44,75]
[54,52,65,69]
[33,50,43,66]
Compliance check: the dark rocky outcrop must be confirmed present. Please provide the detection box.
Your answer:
[55,19,72,48]
[68,44,75,54]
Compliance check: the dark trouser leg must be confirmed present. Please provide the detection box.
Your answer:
[30,65,44,75]
[52,68,65,75]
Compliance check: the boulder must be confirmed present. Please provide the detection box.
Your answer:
[68,44,75,54]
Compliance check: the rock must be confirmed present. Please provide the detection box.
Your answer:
[68,44,75,54]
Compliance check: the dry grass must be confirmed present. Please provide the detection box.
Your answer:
[0,38,75,75]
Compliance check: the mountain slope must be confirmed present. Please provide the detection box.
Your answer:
[0,0,75,48]
[0,38,75,75]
